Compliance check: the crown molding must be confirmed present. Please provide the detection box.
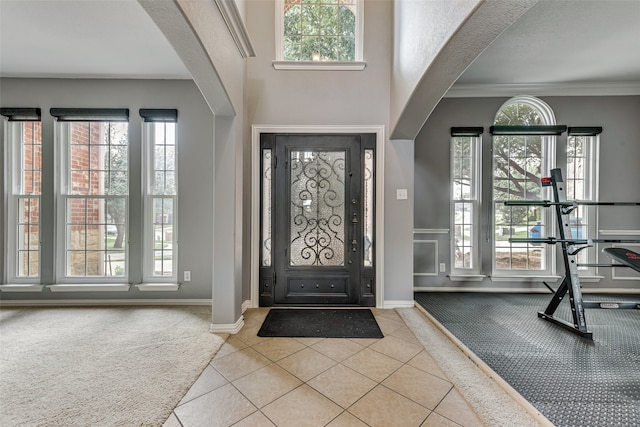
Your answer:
[214,0,256,58]
[445,81,640,98]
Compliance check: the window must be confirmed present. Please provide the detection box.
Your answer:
[53,109,129,282]
[2,109,42,283]
[274,0,364,70]
[566,127,601,276]
[141,109,178,281]
[491,97,557,277]
[450,128,482,275]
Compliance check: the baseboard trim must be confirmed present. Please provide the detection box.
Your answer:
[414,287,640,294]
[241,300,252,313]
[415,287,551,293]
[210,315,245,334]
[383,300,415,309]
[0,299,212,307]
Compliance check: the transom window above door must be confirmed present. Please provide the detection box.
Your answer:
[274,0,365,70]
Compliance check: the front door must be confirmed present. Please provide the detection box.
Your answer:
[259,133,375,306]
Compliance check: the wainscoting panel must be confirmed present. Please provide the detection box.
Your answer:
[413,229,449,286]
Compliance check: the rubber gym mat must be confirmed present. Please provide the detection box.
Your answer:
[257,308,384,338]
[415,292,640,427]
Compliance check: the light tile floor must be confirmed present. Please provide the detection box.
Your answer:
[164,308,485,427]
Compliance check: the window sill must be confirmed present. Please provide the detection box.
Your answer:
[136,283,180,292]
[48,284,131,292]
[0,284,45,292]
[490,275,562,283]
[578,276,604,283]
[449,274,487,282]
[272,60,366,71]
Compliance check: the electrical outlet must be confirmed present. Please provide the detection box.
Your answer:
[396,189,408,200]
[184,270,191,282]
[439,263,446,273]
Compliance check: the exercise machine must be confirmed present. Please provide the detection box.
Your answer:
[506,168,640,339]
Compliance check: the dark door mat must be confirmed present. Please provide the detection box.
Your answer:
[257,309,384,338]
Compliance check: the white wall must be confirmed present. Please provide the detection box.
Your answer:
[390,0,538,139]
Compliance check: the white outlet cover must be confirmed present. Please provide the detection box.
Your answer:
[396,189,408,200]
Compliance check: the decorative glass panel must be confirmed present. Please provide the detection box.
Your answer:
[363,149,374,267]
[262,149,272,267]
[289,150,345,266]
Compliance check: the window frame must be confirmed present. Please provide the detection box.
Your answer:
[450,130,482,277]
[4,119,42,284]
[490,96,557,279]
[142,119,178,283]
[566,129,600,278]
[273,0,366,71]
[55,119,130,284]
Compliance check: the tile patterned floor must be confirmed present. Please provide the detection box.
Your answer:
[163,308,484,427]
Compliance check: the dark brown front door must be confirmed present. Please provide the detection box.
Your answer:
[259,133,375,306]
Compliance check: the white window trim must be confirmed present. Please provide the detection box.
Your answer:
[55,121,130,284]
[4,121,40,284]
[448,274,487,282]
[48,284,131,292]
[142,122,178,283]
[567,133,600,278]
[450,135,482,276]
[273,0,365,71]
[136,283,180,292]
[0,284,44,292]
[491,96,557,279]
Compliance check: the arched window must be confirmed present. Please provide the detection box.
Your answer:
[491,96,556,276]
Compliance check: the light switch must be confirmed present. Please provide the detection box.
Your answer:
[396,189,408,200]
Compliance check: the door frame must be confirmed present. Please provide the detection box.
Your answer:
[251,125,385,308]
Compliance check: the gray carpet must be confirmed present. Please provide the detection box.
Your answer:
[415,292,640,427]
[0,306,226,426]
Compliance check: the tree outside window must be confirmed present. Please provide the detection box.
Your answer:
[492,99,554,272]
[282,0,358,62]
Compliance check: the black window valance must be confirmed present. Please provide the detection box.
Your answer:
[451,127,483,137]
[568,127,602,136]
[50,108,129,122]
[139,109,178,123]
[0,108,41,121]
[490,125,567,135]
